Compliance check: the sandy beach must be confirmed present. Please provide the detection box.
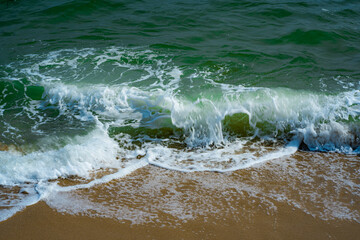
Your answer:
[1,201,358,240]
[1,152,359,240]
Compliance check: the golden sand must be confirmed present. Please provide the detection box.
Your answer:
[0,152,359,239]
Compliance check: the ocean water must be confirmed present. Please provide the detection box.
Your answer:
[0,0,359,225]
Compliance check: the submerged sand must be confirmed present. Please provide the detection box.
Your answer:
[0,151,359,239]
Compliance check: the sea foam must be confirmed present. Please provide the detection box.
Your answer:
[0,47,359,222]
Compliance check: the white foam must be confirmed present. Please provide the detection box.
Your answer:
[0,185,42,222]
[1,46,360,223]
[0,128,119,185]
[4,46,360,152]
[43,152,360,225]
[145,138,300,172]
[0,127,149,222]
[43,159,148,194]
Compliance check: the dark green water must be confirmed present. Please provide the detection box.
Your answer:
[0,0,359,223]
[1,0,360,89]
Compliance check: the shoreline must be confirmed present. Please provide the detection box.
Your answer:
[0,160,359,240]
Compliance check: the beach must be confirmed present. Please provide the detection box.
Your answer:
[1,0,359,238]
[1,152,359,239]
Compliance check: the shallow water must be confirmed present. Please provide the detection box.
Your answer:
[0,0,359,226]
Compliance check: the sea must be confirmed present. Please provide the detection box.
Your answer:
[0,0,359,227]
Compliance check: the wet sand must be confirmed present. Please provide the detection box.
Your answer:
[0,201,358,240]
[0,152,359,239]
[0,199,358,240]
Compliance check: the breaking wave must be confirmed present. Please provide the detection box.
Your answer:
[0,47,359,222]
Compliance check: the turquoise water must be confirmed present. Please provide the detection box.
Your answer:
[0,0,359,222]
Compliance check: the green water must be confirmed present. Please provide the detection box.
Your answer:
[1,0,360,90]
[1,0,360,150]
[0,0,360,155]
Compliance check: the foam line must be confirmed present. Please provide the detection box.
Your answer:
[38,160,149,196]
[0,190,41,222]
[148,139,301,172]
